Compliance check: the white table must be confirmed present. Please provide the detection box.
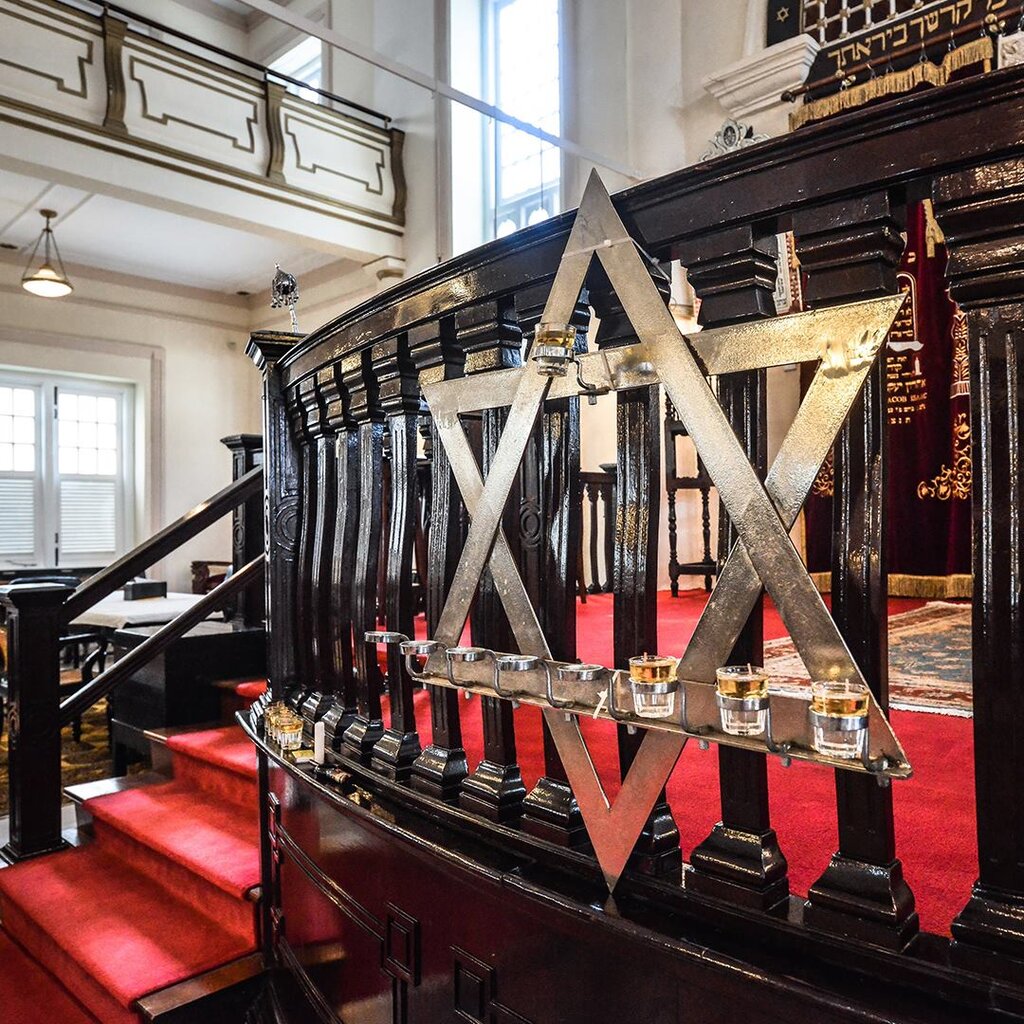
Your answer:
[70,592,223,629]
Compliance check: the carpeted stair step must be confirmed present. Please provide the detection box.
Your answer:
[162,725,258,808]
[84,779,260,939]
[0,929,99,1024]
[0,844,255,1024]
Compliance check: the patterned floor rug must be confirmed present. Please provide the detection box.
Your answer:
[764,601,972,716]
[0,693,113,817]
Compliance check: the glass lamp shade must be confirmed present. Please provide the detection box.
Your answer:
[21,210,73,298]
[22,262,73,298]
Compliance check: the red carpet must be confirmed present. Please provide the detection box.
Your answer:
[0,930,97,1024]
[0,726,259,1022]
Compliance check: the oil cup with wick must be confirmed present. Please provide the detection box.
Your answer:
[628,654,679,719]
[715,664,770,736]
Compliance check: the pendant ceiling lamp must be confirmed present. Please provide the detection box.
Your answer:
[21,209,73,298]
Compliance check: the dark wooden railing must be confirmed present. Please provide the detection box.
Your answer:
[0,453,265,863]
[244,62,1024,1023]
[579,468,615,594]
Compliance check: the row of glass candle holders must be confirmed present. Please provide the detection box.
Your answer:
[631,655,871,761]
[396,637,872,763]
[264,703,305,751]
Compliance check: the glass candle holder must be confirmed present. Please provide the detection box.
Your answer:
[264,701,287,744]
[628,654,679,719]
[715,665,769,737]
[531,322,576,376]
[808,679,870,759]
[278,710,304,752]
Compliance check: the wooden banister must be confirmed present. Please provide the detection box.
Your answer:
[61,466,263,626]
[58,555,265,726]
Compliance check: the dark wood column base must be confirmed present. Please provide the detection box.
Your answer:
[299,691,334,740]
[411,744,468,803]
[370,728,422,782]
[628,802,683,882]
[522,776,589,849]
[1,837,70,866]
[460,760,526,823]
[950,884,1024,984]
[804,854,918,951]
[319,702,356,751]
[342,715,385,764]
[687,824,789,913]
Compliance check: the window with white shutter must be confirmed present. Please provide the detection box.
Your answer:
[0,373,134,570]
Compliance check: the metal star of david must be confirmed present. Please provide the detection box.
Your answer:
[418,171,907,893]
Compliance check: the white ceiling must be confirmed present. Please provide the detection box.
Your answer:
[0,169,341,295]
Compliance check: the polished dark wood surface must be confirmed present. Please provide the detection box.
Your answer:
[241,66,1024,1022]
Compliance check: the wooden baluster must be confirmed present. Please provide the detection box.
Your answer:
[586,481,601,594]
[341,349,386,761]
[301,372,339,729]
[370,333,423,781]
[793,194,918,950]
[677,228,789,912]
[457,298,527,823]
[220,433,264,626]
[590,265,682,880]
[247,332,302,699]
[0,584,72,863]
[319,363,361,749]
[408,317,468,800]
[935,160,1024,980]
[285,378,318,708]
[602,475,615,594]
[518,283,590,848]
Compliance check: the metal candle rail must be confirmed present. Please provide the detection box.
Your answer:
[366,633,911,783]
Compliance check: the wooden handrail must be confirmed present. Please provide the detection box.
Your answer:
[61,466,263,626]
[58,554,266,726]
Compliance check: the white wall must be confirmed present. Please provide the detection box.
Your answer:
[0,257,262,590]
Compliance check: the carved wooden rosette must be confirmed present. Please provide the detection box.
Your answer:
[589,262,683,880]
[456,297,529,823]
[247,331,303,699]
[369,333,424,781]
[408,317,469,801]
[318,362,361,749]
[678,224,789,913]
[340,348,387,761]
[793,193,919,951]
[934,157,1024,982]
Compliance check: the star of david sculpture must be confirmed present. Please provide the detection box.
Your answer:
[369,171,910,894]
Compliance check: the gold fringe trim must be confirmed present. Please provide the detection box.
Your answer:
[791,38,994,131]
[809,571,973,599]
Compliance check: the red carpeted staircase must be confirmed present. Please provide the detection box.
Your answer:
[0,725,260,1024]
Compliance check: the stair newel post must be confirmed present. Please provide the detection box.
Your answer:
[370,333,423,781]
[676,226,789,912]
[341,348,387,761]
[408,317,468,800]
[457,297,527,823]
[220,433,265,627]
[0,583,72,863]
[933,159,1024,981]
[589,263,682,880]
[792,194,919,950]
[516,281,589,848]
[247,332,303,701]
[319,362,361,749]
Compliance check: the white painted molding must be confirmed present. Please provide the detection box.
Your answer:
[702,34,819,138]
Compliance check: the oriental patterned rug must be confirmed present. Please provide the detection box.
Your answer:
[0,691,112,817]
[764,601,972,716]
